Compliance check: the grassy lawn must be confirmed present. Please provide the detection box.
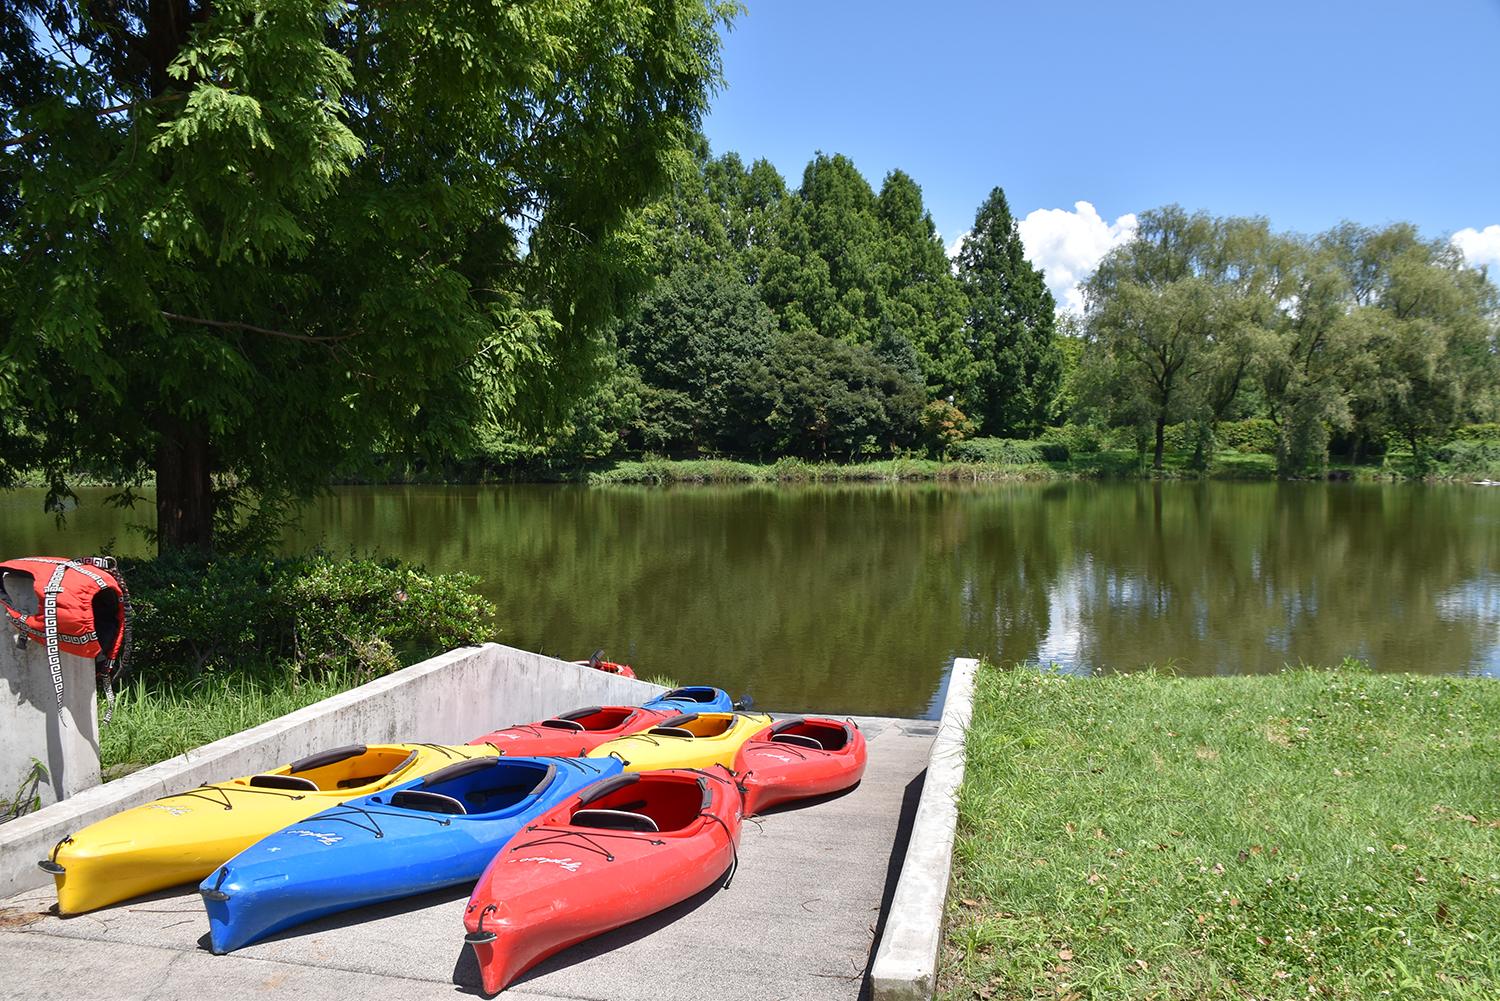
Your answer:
[98,670,362,777]
[942,665,1500,1000]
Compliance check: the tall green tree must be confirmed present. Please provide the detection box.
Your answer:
[0,0,734,551]
[620,265,776,455]
[757,330,924,461]
[956,187,1060,436]
[875,170,973,402]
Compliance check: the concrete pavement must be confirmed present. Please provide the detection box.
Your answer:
[0,716,936,1001]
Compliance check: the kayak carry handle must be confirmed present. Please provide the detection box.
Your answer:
[202,867,230,901]
[37,860,64,875]
[467,902,498,944]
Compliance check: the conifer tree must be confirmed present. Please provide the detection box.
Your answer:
[956,187,1062,435]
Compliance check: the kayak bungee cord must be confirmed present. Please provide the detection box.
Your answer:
[156,783,309,810]
[507,826,665,863]
[292,802,459,839]
[698,810,738,888]
[415,743,467,759]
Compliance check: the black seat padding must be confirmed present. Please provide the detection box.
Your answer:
[572,808,659,833]
[662,688,714,704]
[288,745,367,774]
[391,789,467,815]
[525,763,558,798]
[770,732,824,750]
[577,772,641,806]
[557,706,603,721]
[420,756,500,787]
[249,774,319,791]
[540,718,586,731]
[649,726,695,738]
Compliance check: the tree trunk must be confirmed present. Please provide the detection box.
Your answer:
[1153,413,1166,471]
[155,420,214,554]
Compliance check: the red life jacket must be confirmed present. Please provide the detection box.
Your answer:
[0,556,131,722]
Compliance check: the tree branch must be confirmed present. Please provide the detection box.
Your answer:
[3,92,188,150]
[161,311,354,345]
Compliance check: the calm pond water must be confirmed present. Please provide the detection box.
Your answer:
[3,482,1498,718]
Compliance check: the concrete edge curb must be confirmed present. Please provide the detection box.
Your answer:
[0,642,665,900]
[868,657,980,1000]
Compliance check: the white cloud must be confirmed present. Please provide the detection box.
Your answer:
[945,230,969,261]
[1452,225,1500,273]
[1017,201,1138,314]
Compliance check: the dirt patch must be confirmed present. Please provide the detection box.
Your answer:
[0,906,45,930]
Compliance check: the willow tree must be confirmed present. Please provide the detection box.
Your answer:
[0,0,734,551]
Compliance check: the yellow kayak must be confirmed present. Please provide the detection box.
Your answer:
[587,712,774,771]
[42,742,496,914]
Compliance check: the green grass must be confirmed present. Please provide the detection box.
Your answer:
[943,664,1500,1000]
[98,669,363,776]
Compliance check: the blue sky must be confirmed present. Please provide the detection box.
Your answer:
[702,0,1500,308]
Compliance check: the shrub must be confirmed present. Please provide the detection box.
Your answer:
[920,401,977,456]
[1041,424,1103,455]
[1217,418,1278,454]
[1434,439,1500,476]
[121,553,493,685]
[1452,423,1500,444]
[949,437,1069,464]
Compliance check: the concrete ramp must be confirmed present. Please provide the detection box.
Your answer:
[0,716,935,1001]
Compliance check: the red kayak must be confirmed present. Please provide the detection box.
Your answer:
[468,705,672,757]
[463,767,742,994]
[733,716,868,815]
[573,650,637,679]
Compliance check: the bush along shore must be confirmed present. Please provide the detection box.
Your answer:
[97,553,493,776]
[943,664,1500,1000]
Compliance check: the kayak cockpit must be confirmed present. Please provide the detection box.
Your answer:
[244,745,420,793]
[376,758,557,817]
[653,687,722,705]
[567,772,707,833]
[541,706,640,733]
[766,718,854,752]
[646,713,737,740]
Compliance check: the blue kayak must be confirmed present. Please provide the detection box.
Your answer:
[641,686,735,714]
[199,755,621,953]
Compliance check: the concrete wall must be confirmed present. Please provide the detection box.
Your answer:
[869,657,979,1000]
[0,643,664,900]
[1,635,101,811]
